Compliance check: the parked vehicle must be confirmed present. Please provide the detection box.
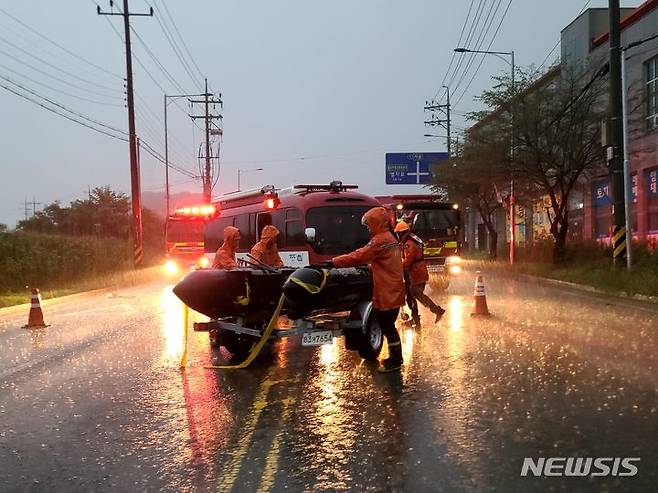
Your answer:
[204,181,382,267]
[164,204,216,276]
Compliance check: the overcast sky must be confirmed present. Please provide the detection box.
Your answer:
[0,0,639,226]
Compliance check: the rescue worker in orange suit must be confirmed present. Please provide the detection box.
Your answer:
[250,225,284,267]
[394,221,445,327]
[330,207,406,373]
[211,226,241,269]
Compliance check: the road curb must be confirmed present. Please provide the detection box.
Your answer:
[464,260,658,306]
[519,274,658,305]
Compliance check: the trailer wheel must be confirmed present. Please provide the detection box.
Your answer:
[209,329,221,349]
[358,315,383,360]
[223,332,255,360]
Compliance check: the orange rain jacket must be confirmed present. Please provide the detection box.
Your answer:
[212,226,240,269]
[332,207,405,311]
[250,225,284,267]
[401,234,429,286]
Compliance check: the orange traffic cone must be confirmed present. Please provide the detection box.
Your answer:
[23,288,49,329]
[470,271,491,317]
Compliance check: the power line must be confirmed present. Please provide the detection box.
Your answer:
[151,1,203,92]
[0,80,128,141]
[0,62,125,107]
[0,5,122,81]
[446,0,488,90]
[0,74,127,135]
[0,46,124,101]
[451,0,504,98]
[0,33,122,95]
[0,19,121,87]
[156,0,205,82]
[1,78,195,180]
[98,8,199,127]
[130,26,187,94]
[537,0,593,73]
[453,0,514,108]
[433,0,475,101]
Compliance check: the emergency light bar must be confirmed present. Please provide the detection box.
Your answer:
[174,204,217,218]
[293,181,358,193]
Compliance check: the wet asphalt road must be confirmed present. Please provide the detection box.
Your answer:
[0,267,657,493]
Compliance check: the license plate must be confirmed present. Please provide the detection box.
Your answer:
[427,264,445,273]
[302,330,333,346]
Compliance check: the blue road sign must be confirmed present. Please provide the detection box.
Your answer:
[385,152,449,185]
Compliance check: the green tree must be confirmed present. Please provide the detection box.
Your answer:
[449,66,606,263]
[433,128,508,259]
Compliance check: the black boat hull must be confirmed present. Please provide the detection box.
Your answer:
[173,267,373,320]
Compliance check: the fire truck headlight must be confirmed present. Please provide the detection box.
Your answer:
[198,256,210,268]
[449,265,462,275]
[446,255,461,265]
[164,260,179,276]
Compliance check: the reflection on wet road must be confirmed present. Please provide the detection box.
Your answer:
[0,268,657,492]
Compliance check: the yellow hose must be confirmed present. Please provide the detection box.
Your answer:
[204,293,286,370]
[180,303,189,369]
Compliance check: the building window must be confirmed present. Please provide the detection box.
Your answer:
[647,57,658,129]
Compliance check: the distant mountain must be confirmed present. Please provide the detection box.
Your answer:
[142,191,204,218]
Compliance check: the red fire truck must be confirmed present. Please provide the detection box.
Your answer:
[377,194,462,291]
[164,204,218,276]
[204,181,381,266]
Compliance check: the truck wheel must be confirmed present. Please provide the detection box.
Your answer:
[430,274,450,292]
[209,329,221,348]
[358,315,383,360]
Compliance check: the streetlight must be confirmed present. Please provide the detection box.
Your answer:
[454,46,516,265]
[237,168,264,191]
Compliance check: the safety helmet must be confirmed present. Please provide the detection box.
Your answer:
[394,221,410,233]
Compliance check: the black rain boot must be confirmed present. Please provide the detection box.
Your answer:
[378,341,403,373]
[434,306,446,323]
[412,315,421,329]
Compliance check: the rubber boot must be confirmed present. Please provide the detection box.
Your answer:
[434,306,446,323]
[378,341,403,373]
[412,315,421,329]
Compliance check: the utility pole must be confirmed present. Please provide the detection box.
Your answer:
[424,86,451,155]
[189,78,223,203]
[23,198,30,221]
[97,0,153,268]
[164,93,202,217]
[607,0,627,266]
[620,32,658,271]
[31,197,41,216]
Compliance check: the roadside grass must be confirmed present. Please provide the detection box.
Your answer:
[466,242,658,298]
[0,266,165,308]
[0,232,165,308]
